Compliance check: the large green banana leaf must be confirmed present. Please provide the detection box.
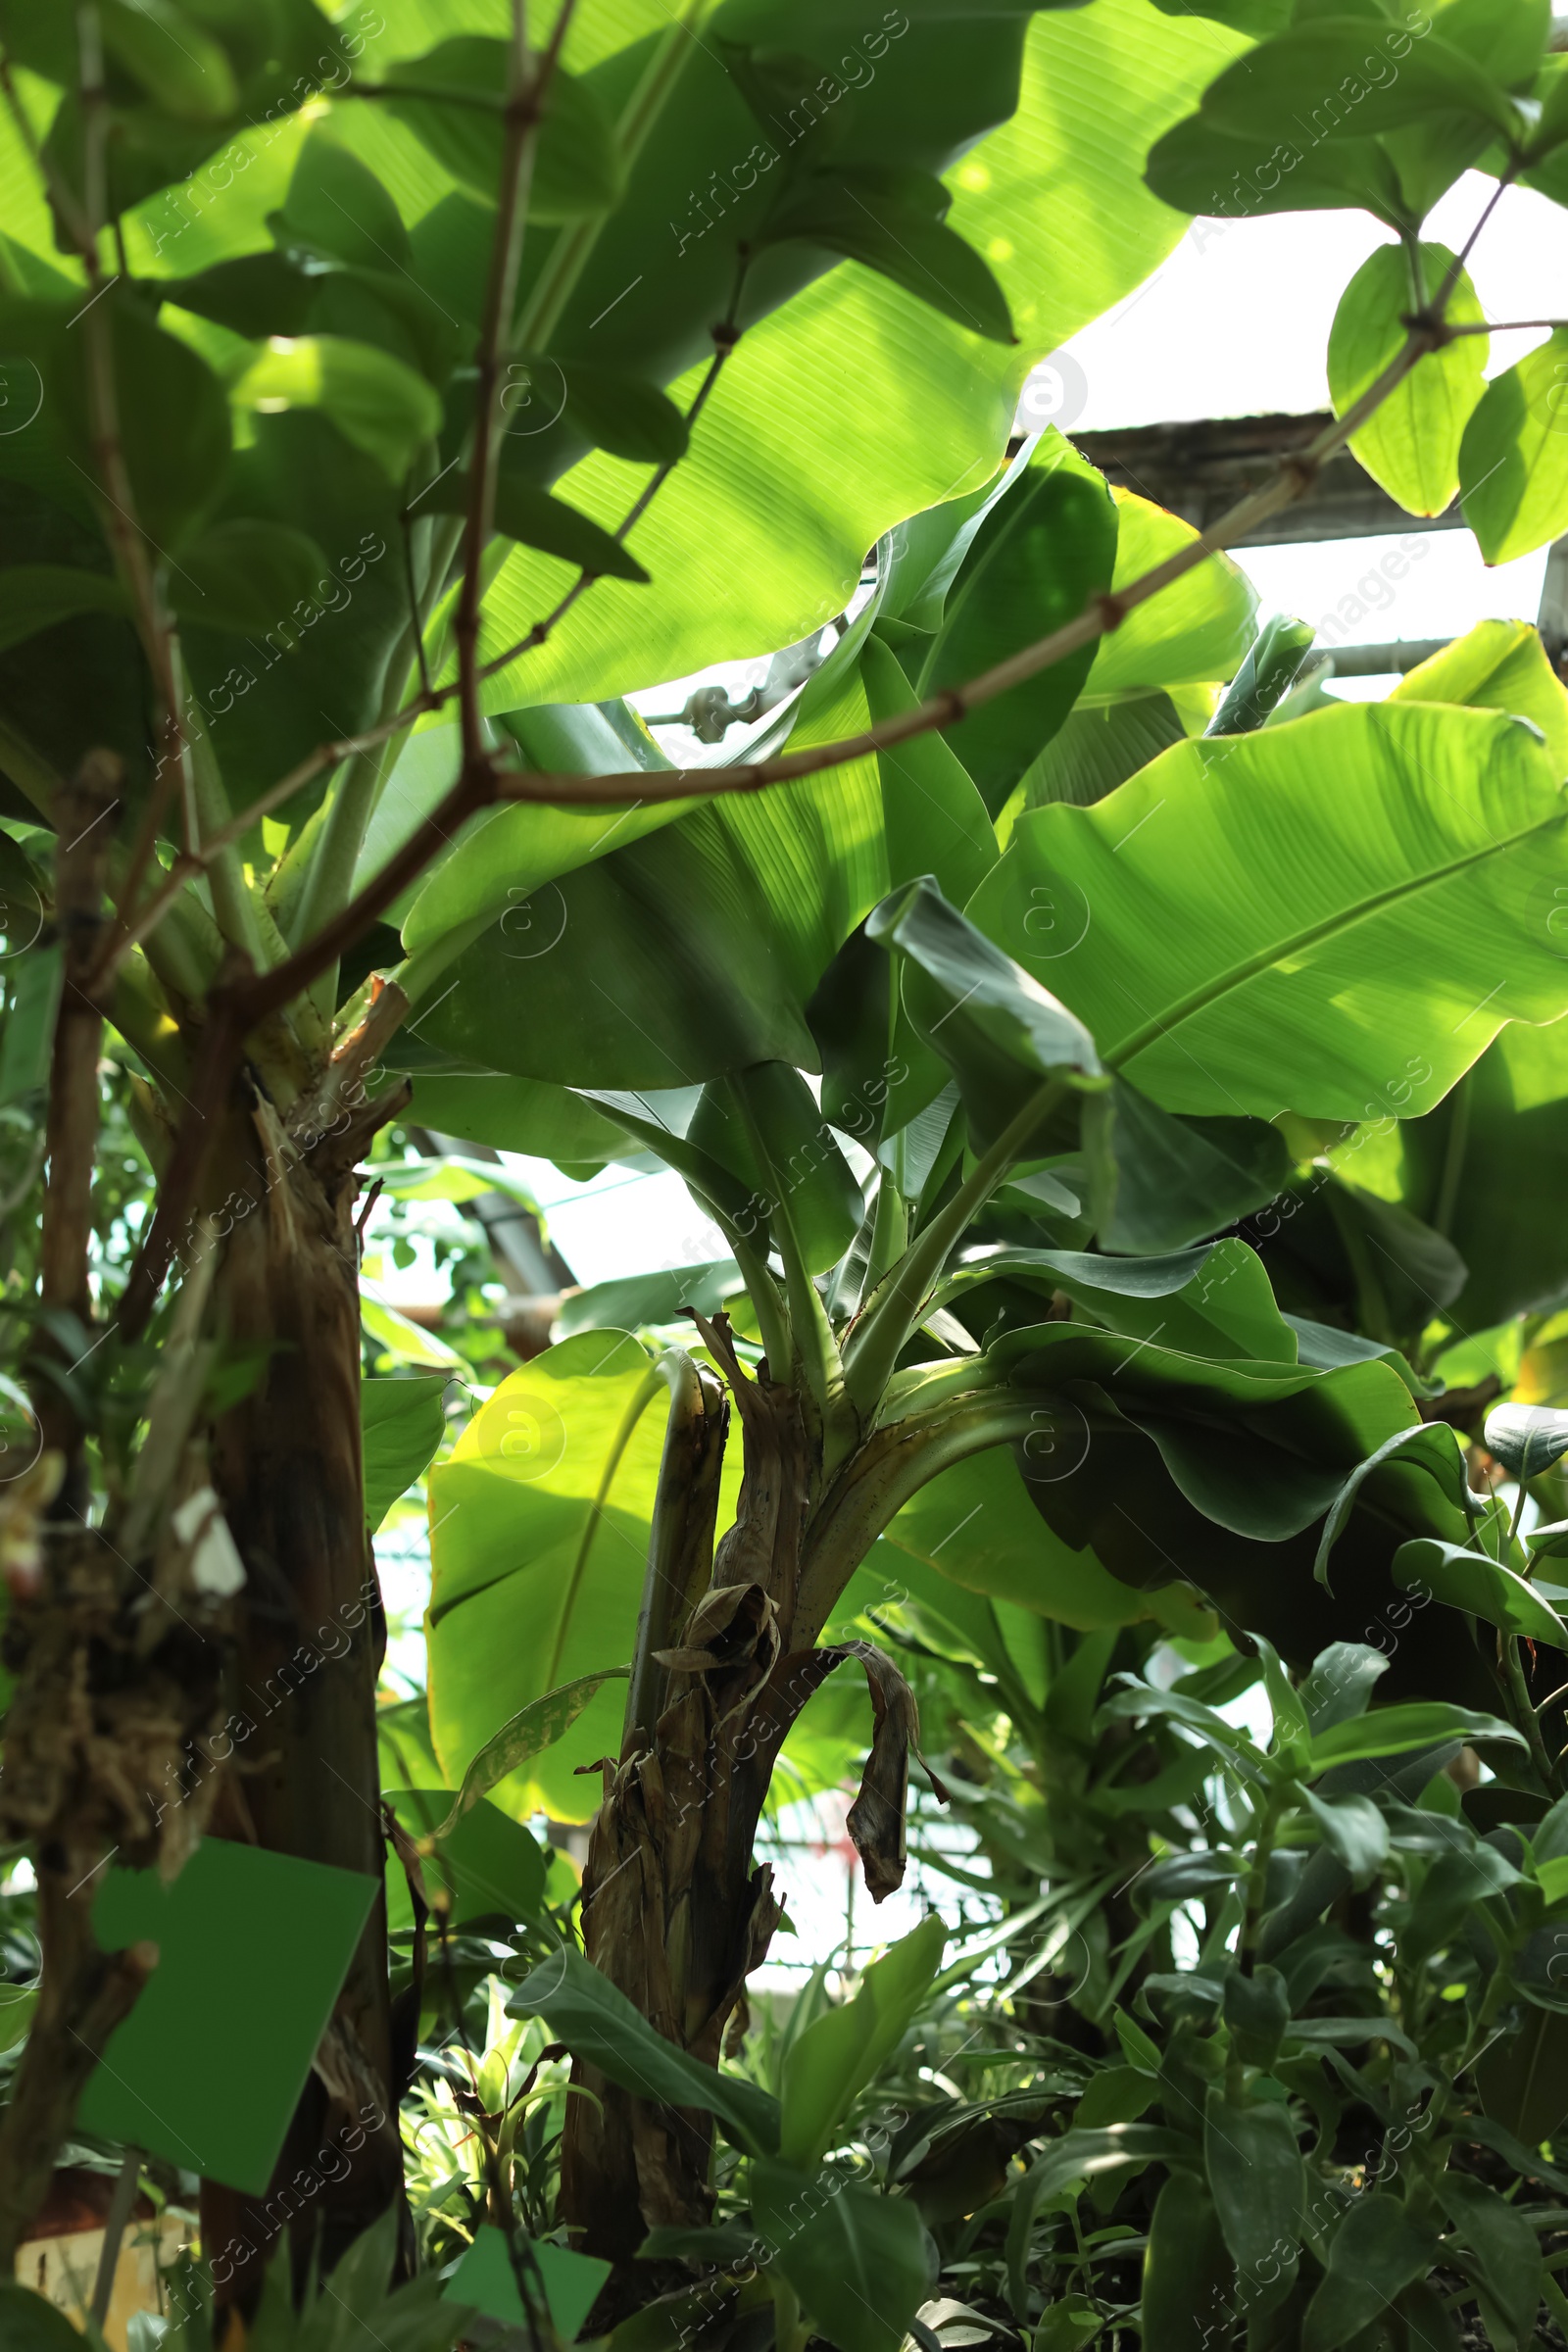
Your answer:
[1078,491,1257,702]
[964,702,1568,1122]
[0,0,1239,829]
[1396,1022,1568,1332]
[1388,620,1568,776]
[974,1321,1486,1692]
[873,1451,1200,1634]
[445,0,1246,715]
[1321,626,1568,1331]
[427,1334,680,1821]
[412,631,997,1089]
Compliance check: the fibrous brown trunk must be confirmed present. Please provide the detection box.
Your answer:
[559,1306,931,2262]
[198,1075,408,2314]
[562,1331,821,2259]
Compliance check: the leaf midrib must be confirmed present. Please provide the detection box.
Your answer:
[1102,798,1568,1074]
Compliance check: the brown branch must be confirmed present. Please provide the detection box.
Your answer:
[91,7,590,1003]
[76,30,184,817]
[107,309,1451,1277]
[106,310,1445,1069]
[215,310,1440,1036]
[51,13,192,973]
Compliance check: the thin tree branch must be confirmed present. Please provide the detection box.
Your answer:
[99,5,589,1006]
[400,511,435,703]
[1440,159,1518,300]
[198,292,752,1028]
[509,0,709,360]
[104,291,1458,1339]
[1441,317,1568,336]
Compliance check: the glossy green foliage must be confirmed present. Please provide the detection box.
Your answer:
[383,1788,548,1936]
[1327,241,1488,515]
[1461,325,1568,563]
[908,435,1118,812]
[509,1946,782,2153]
[1146,0,1554,236]
[412,627,997,1094]
[965,702,1568,1121]
[425,1334,673,1822]
[13,4,1568,2339]
[751,2160,936,2352]
[778,1917,946,2167]
[361,1372,446,1531]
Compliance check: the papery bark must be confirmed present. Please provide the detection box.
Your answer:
[198,1075,408,2310]
[560,1319,934,2260]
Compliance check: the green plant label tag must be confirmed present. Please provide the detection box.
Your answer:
[78,1836,377,2192]
[448,2228,611,2342]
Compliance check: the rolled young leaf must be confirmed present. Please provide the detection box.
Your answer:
[1204,612,1317,736]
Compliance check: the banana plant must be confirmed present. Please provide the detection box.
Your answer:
[0,0,1232,2286]
[423,560,1568,2261]
[3,0,1568,2315]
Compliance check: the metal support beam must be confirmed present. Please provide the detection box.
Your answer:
[1071,412,1463,547]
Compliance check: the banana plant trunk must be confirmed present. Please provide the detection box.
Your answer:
[561,1350,808,2257]
[197,1088,405,2309]
[560,1326,913,2260]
